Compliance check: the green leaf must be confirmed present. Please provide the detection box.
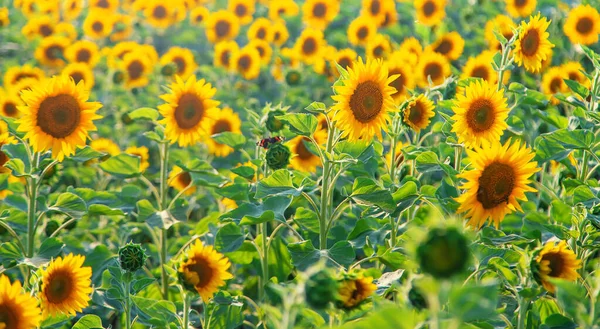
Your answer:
[1,143,30,171]
[37,237,64,259]
[48,192,87,218]
[205,292,244,329]
[0,242,24,268]
[305,101,327,113]
[72,315,103,329]
[288,240,320,271]
[5,159,27,176]
[415,151,441,173]
[215,222,245,253]
[327,241,355,267]
[448,281,499,321]
[128,107,159,121]
[351,177,395,212]
[563,79,589,98]
[99,154,141,178]
[70,146,103,163]
[221,196,292,225]
[212,132,247,149]
[276,113,318,136]
[131,296,178,326]
[255,170,302,199]
[487,257,517,285]
[541,314,577,329]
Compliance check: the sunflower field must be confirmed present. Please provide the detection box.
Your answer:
[1,0,600,328]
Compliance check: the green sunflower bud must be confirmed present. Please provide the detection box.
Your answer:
[266,110,286,133]
[113,70,125,84]
[161,63,177,76]
[408,285,428,310]
[285,70,302,86]
[121,112,133,125]
[118,243,148,273]
[305,269,339,309]
[45,220,59,237]
[266,143,291,170]
[417,227,470,279]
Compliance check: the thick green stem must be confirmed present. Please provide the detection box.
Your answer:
[319,127,336,250]
[580,150,589,182]
[124,274,132,329]
[159,142,170,300]
[454,146,462,172]
[258,222,269,301]
[26,176,37,258]
[182,292,191,329]
[516,297,529,329]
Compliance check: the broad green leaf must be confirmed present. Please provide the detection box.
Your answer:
[205,292,244,329]
[351,177,395,212]
[287,240,320,270]
[221,196,292,225]
[99,154,141,178]
[212,132,247,149]
[215,222,245,253]
[541,314,577,329]
[448,281,499,321]
[128,107,159,121]
[276,113,317,136]
[335,306,426,329]
[131,296,178,326]
[327,241,355,267]
[305,101,327,113]
[5,159,27,176]
[70,146,103,163]
[255,170,302,199]
[48,192,87,218]
[563,79,589,98]
[72,315,103,329]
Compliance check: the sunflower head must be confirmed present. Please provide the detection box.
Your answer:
[563,5,600,46]
[414,0,446,26]
[0,275,43,329]
[266,143,291,170]
[40,254,93,317]
[416,50,451,87]
[287,135,322,173]
[347,15,377,46]
[178,240,233,301]
[506,0,537,18]
[403,94,435,133]
[513,14,554,73]
[204,107,242,157]
[336,273,377,309]
[417,227,470,279]
[532,240,581,293]
[125,146,150,172]
[119,242,148,273]
[428,31,465,61]
[303,0,339,30]
[331,57,398,142]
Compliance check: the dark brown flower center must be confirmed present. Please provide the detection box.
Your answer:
[13,73,37,84]
[389,69,405,96]
[471,66,489,80]
[408,100,425,126]
[338,57,351,69]
[0,148,8,167]
[76,49,91,62]
[256,27,266,39]
[542,252,566,277]
[434,39,452,55]
[521,29,540,57]
[424,62,442,81]
[45,45,64,61]
[466,98,495,132]
[212,119,231,134]
[423,0,436,17]
[127,60,144,80]
[514,0,527,8]
[0,304,18,329]
[235,4,247,17]
[174,93,204,129]
[185,257,213,288]
[153,5,167,19]
[45,270,74,303]
[312,2,326,17]
[370,0,381,15]
[349,81,383,123]
[173,56,186,73]
[92,21,103,32]
[97,0,109,8]
[40,24,53,37]
[216,20,231,38]
[477,162,515,209]
[302,37,317,55]
[3,102,18,117]
[70,72,85,85]
[373,45,384,58]
[549,78,562,93]
[178,172,192,187]
[238,55,251,70]
[220,50,231,66]
[295,137,314,160]
[37,94,81,138]
[357,26,368,39]
[575,17,594,34]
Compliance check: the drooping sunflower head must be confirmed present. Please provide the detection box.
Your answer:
[513,14,554,73]
[190,6,210,26]
[65,40,100,67]
[16,75,103,162]
[416,50,451,87]
[158,75,220,147]
[294,27,326,64]
[303,0,339,30]
[347,15,377,46]
[417,227,471,279]
[0,275,43,329]
[505,0,536,18]
[206,10,240,43]
[203,107,242,157]
[83,9,114,39]
[541,66,568,105]
[125,146,150,172]
[451,80,510,147]
[414,0,446,26]
[563,5,600,46]
[484,15,516,52]
[287,135,322,173]
[62,63,95,90]
[428,31,465,61]
[331,57,398,142]
[532,240,581,293]
[0,90,23,119]
[214,40,239,70]
[160,46,197,80]
[168,165,196,195]
[233,46,261,80]
[40,254,93,318]
[336,273,377,309]
[455,139,540,228]
[178,240,233,301]
[228,0,255,25]
[35,35,70,67]
[403,94,435,132]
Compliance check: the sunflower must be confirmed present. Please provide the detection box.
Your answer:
[0,275,42,329]
[232,46,261,80]
[21,15,56,39]
[271,20,290,47]
[403,94,435,132]
[16,75,102,161]
[0,7,9,27]
[203,107,242,157]
[122,50,152,89]
[294,28,326,64]
[268,0,299,20]
[111,14,133,42]
[106,41,140,69]
[347,15,377,46]
[361,0,392,27]
[4,65,45,89]
[83,9,114,39]
[387,61,415,104]
[247,17,273,42]
[158,76,219,147]
[451,80,509,147]
[178,240,233,301]
[485,15,516,52]
[169,166,196,195]
[461,51,498,85]
[398,37,423,66]
[513,14,553,73]
[337,276,377,309]
[125,146,150,172]
[160,47,197,80]
[541,67,567,105]
[214,40,239,71]
[90,0,119,11]
[90,138,120,156]
[302,0,339,30]
[366,33,391,59]
[62,63,95,90]
[228,0,255,25]
[414,0,446,26]
[55,22,77,41]
[11,78,38,97]
[334,48,357,75]
[386,141,406,169]
[561,61,590,89]
[380,2,398,28]
[563,5,600,46]
[0,119,15,146]
[456,139,539,228]
[206,10,240,43]
[287,136,322,173]
[0,91,23,119]
[505,0,536,18]
[416,50,451,87]
[534,240,581,293]
[249,39,273,64]
[331,57,398,142]
[35,35,70,67]
[190,6,210,26]
[62,0,83,20]
[145,0,174,29]
[428,31,465,61]
[40,254,93,317]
